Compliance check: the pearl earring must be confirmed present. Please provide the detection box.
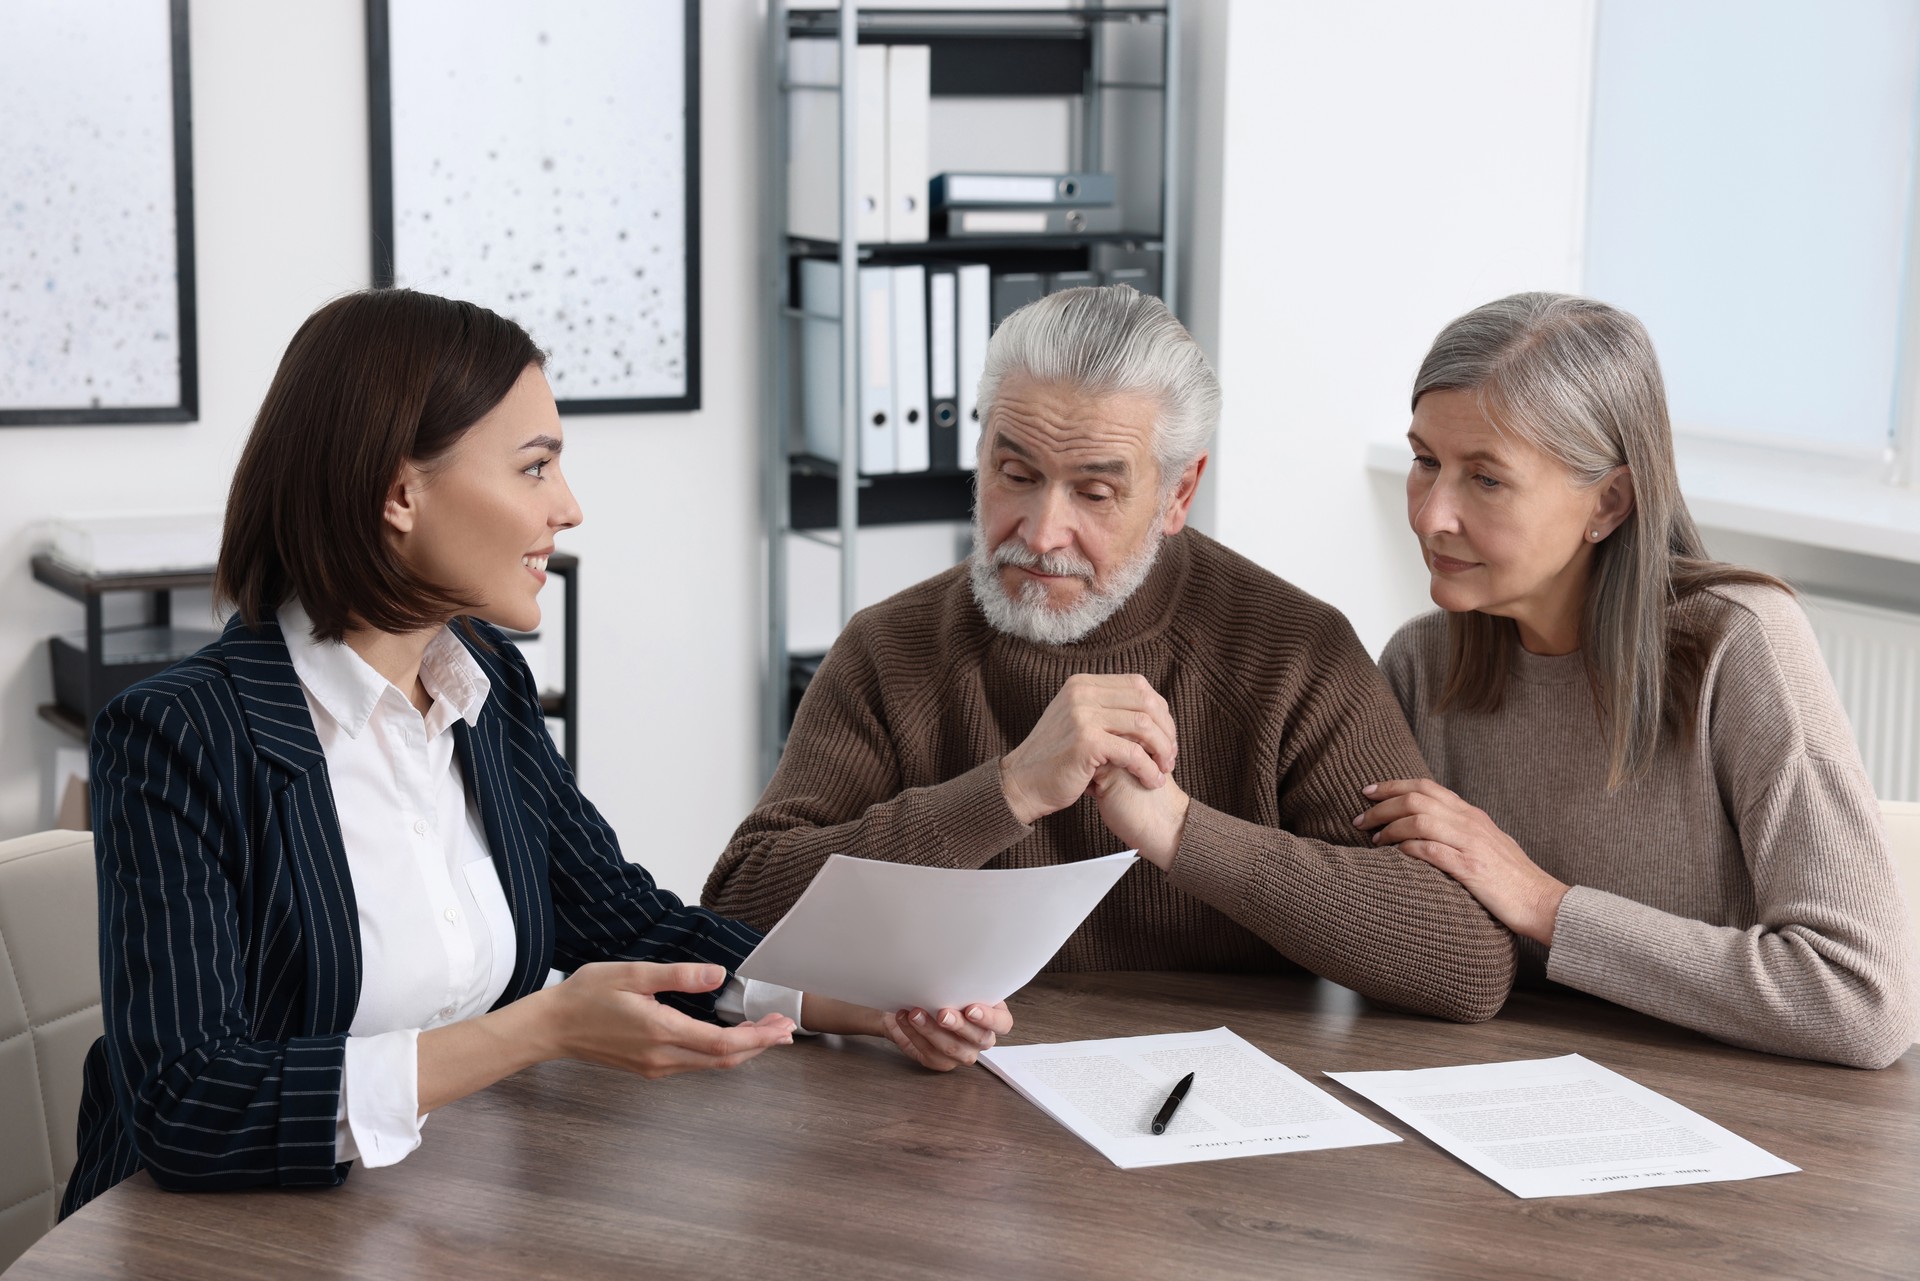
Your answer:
[1590,530,1602,541]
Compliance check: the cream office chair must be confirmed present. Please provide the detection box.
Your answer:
[0,830,101,1272]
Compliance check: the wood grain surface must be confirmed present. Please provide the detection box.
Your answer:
[10,972,1917,1280]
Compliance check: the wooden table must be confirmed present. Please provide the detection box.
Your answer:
[11,973,1918,1280]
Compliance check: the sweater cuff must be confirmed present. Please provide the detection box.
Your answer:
[924,759,1033,867]
[1162,800,1276,908]
[1546,884,1661,1000]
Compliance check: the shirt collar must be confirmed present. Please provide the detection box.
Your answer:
[419,625,492,730]
[277,600,492,740]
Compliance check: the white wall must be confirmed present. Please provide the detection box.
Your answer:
[1174,0,1228,536]
[568,1,766,898]
[1208,0,1595,654]
[0,2,370,839]
[0,0,769,901]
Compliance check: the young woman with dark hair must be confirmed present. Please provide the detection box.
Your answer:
[1357,292,1916,1069]
[64,289,1009,1214]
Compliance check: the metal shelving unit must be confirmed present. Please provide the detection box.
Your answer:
[31,552,583,768]
[760,0,1183,778]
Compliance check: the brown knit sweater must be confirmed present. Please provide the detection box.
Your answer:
[706,531,1516,1022]
[1381,584,1918,1067]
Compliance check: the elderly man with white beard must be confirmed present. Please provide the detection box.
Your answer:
[705,287,1516,1027]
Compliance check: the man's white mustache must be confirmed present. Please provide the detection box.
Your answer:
[992,541,1095,582]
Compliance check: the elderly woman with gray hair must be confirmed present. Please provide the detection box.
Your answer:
[1357,293,1917,1068]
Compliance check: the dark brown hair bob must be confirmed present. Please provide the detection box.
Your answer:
[216,289,545,643]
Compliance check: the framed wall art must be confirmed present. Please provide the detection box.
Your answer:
[0,0,198,426]
[368,0,701,413]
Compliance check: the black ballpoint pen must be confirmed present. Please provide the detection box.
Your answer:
[1151,1072,1195,1135]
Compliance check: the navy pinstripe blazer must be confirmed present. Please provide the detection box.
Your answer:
[62,613,764,1217]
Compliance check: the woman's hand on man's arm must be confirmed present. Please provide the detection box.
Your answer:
[1354,778,1569,947]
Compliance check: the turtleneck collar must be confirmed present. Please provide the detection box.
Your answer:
[1508,637,1588,685]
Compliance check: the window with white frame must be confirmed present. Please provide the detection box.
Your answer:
[1583,0,1920,462]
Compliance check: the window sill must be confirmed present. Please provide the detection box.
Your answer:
[1363,436,1920,567]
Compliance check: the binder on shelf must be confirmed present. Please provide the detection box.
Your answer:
[956,263,990,470]
[864,268,898,474]
[787,39,888,243]
[932,172,1117,208]
[940,206,1123,238]
[891,264,930,473]
[885,45,931,243]
[1092,243,1162,300]
[796,258,898,474]
[991,272,1046,329]
[859,266,897,474]
[1046,270,1098,293]
[796,258,842,462]
[1101,265,1157,298]
[926,264,960,472]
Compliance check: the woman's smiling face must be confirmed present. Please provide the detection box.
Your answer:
[386,363,582,634]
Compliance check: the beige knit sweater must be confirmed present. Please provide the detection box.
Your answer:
[706,531,1516,1022]
[1381,583,1917,1067]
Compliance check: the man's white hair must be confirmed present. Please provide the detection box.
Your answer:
[974,284,1221,485]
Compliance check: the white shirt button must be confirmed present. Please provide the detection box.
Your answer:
[439,1006,456,1021]
[413,819,429,835]
[444,907,457,923]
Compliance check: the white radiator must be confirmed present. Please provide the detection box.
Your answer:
[1802,593,1920,804]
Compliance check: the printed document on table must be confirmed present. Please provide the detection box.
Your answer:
[1326,1054,1798,1198]
[980,1028,1401,1169]
[737,851,1136,1012]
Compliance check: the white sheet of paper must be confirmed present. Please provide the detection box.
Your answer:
[736,851,1136,1011]
[980,1028,1402,1169]
[1326,1053,1799,1198]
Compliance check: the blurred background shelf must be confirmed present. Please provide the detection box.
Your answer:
[762,0,1181,776]
[29,551,583,768]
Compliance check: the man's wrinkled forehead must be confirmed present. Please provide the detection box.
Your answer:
[986,376,1160,477]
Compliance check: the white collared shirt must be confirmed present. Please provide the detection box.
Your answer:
[276,602,802,1169]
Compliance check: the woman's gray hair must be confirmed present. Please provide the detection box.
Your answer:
[975,285,1220,488]
[1413,292,1748,789]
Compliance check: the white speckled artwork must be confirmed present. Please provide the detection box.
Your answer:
[386,0,692,405]
[0,0,186,414]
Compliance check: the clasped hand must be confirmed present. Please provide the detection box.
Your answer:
[1353,778,1568,946]
[999,673,1190,868]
